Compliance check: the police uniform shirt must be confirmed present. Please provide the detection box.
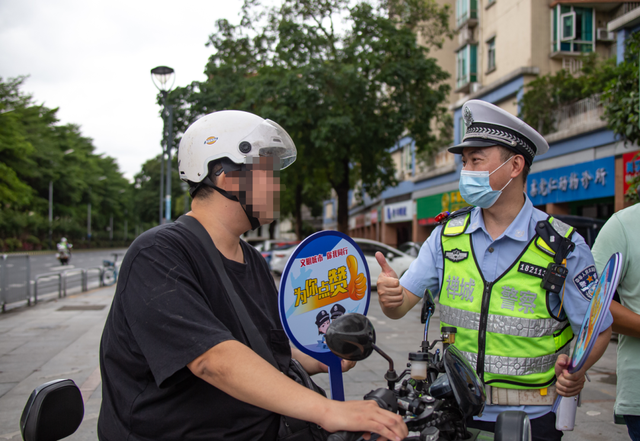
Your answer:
[400,193,613,422]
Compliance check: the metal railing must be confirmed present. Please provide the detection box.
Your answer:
[86,267,104,290]
[550,93,604,134]
[0,254,31,311]
[61,269,86,297]
[33,272,63,305]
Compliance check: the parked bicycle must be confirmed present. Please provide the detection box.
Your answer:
[102,253,123,286]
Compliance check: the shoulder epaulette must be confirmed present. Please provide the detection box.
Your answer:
[436,205,474,225]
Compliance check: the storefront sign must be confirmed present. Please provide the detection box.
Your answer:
[526,157,615,205]
[623,151,640,194]
[384,200,413,223]
[416,190,470,225]
[355,214,365,228]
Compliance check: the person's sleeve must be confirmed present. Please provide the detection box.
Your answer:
[120,241,236,388]
[561,233,613,336]
[399,226,443,299]
[591,214,627,279]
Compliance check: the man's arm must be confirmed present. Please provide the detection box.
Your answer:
[610,300,640,338]
[291,347,356,375]
[554,325,612,397]
[375,253,422,319]
[188,340,407,440]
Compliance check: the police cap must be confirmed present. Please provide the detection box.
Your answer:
[449,100,549,166]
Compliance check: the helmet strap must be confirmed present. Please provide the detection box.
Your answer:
[192,176,261,231]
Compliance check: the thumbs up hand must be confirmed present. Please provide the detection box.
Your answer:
[375,252,404,310]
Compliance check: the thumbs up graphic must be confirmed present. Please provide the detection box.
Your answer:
[346,255,367,300]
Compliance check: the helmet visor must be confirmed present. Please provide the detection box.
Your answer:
[238,119,297,170]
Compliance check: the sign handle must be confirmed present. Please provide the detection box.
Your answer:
[328,358,345,401]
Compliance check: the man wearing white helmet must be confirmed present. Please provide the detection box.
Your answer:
[98,110,407,441]
[376,100,612,440]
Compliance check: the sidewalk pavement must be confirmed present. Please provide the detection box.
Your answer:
[0,285,112,440]
[0,284,628,440]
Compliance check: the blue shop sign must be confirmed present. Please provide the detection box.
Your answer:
[526,157,615,205]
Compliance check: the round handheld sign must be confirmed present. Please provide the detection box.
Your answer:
[278,231,371,400]
[569,252,621,373]
[554,252,621,431]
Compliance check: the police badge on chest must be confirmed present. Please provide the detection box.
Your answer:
[445,248,469,263]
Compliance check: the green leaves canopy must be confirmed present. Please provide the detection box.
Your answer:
[172,0,452,234]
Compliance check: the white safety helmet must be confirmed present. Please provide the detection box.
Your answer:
[178,110,297,185]
[61,237,67,243]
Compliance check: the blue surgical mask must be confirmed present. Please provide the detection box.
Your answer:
[459,156,514,208]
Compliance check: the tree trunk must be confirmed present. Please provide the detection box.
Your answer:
[335,161,350,234]
[269,221,276,240]
[295,183,303,240]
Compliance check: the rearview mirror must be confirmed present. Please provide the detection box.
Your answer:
[386,252,395,261]
[326,313,376,361]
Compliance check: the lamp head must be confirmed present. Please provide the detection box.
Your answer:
[150,66,175,92]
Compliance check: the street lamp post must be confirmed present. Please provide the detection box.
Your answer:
[151,66,176,224]
[49,149,74,249]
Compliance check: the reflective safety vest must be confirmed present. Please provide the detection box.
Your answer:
[439,213,575,390]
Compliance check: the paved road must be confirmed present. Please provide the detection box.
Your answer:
[0,281,627,440]
[1,249,127,308]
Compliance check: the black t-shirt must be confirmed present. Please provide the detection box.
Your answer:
[98,221,292,441]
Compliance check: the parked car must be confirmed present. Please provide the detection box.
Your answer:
[270,244,300,275]
[270,238,415,288]
[398,241,423,257]
[352,238,416,288]
[253,240,300,268]
[552,214,605,248]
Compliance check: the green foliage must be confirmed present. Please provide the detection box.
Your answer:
[0,76,136,249]
[519,54,617,135]
[602,33,640,151]
[172,0,452,234]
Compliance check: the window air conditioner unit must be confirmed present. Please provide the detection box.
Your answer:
[395,170,405,181]
[597,28,616,42]
[471,82,482,93]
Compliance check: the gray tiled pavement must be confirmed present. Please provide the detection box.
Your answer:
[0,283,628,440]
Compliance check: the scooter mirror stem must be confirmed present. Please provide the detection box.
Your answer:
[372,343,399,389]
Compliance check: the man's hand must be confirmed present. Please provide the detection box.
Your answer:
[554,354,586,397]
[317,359,356,373]
[375,252,404,310]
[318,399,408,441]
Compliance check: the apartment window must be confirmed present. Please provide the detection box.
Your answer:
[487,38,496,72]
[456,0,478,28]
[552,5,594,53]
[456,44,477,89]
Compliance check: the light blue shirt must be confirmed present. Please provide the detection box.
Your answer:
[400,194,613,422]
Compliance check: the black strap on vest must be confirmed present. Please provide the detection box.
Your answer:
[534,219,575,264]
[175,215,279,369]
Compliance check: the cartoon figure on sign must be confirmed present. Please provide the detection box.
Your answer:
[330,303,346,321]
[316,310,331,348]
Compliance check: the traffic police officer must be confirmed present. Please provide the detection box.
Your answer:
[376,100,613,441]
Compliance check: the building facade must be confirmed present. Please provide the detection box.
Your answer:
[323,0,639,249]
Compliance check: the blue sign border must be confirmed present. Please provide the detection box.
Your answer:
[278,230,371,400]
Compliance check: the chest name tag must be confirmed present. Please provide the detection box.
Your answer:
[517,262,547,279]
[445,248,469,262]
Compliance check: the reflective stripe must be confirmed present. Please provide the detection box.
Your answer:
[550,217,572,238]
[440,304,567,338]
[460,345,570,376]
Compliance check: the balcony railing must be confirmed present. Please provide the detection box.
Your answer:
[612,3,640,21]
[545,94,605,140]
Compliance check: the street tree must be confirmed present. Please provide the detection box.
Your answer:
[172,0,452,234]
